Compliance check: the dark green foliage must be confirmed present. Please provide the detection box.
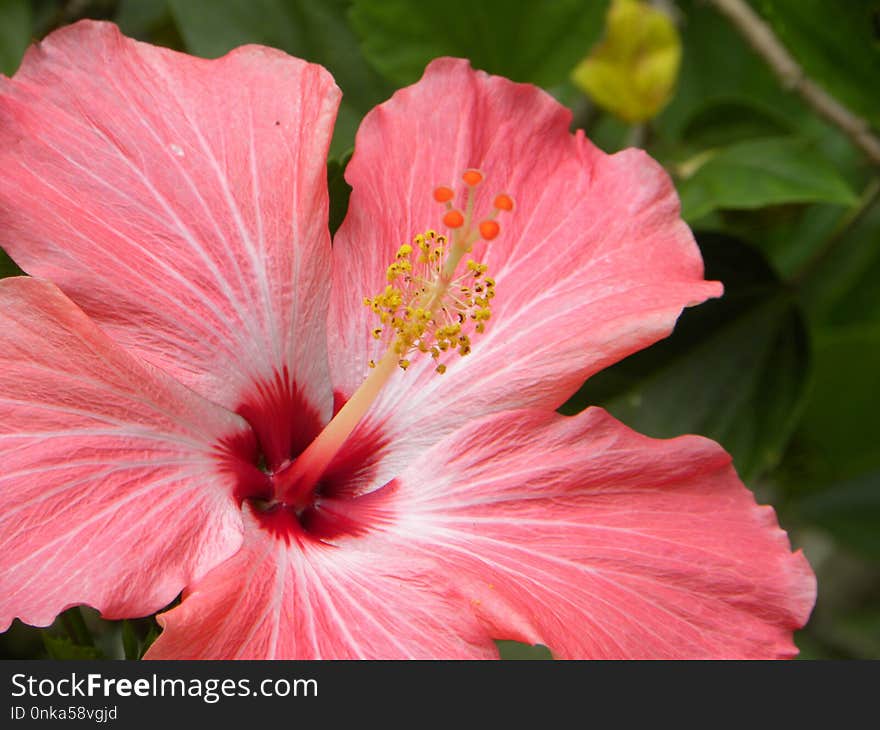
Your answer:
[350,0,610,87]
[562,233,811,483]
[678,138,856,221]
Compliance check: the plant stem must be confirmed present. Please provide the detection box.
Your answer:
[625,123,647,148]
[708,0,880,166]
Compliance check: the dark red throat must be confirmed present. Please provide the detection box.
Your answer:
[217,372,391,544]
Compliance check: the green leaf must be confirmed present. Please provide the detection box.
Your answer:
[757,0,880,128]
[656,0,809,141]
[115,0,172,39]
[799,197,880,327]
[58,606,95,649]
[0,0,30,76]
[168,0,392,157]
[824,239,880,329]
[0,249,23,279]
[679,99,793,149]
[677,137,857,222]
[121,620,140,660]
[787,326,880,488]
[350,0,610,87]
[561,233,811,482]
[42,634,103,660]
[327,153,352,237]
[141,623,160,656]
[732,202,844,280]
[796,471,880,559]
[823,609,880,660]
[496,641,553,660]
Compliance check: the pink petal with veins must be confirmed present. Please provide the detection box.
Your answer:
[0,20,339,418]
[384,407,816,658]
[0,278,251,630]
[329,58,721,489]
[146,508,495,659]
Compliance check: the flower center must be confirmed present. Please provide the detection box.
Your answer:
[230,170,512,542]
[223,410,388,546]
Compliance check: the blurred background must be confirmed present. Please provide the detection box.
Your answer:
[1,0,878,659]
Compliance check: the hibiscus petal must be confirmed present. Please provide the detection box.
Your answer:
[329,58,720,461]
[0,278,251,630]
[329,59,721,488]
[0,21,339,415]
[146,509,496,659]
[386,407,815,658]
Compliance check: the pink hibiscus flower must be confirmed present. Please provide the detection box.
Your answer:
[0,21,815,659]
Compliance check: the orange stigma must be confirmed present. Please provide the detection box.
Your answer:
[479,220,500,240]
[493,194,514,211]
[433,186,455,202]
[443,209,465,228]
[462,169,483,186]
[434,170,515,243]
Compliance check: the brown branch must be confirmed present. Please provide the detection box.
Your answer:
[708,0,880,166]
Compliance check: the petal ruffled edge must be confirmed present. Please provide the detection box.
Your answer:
[0,277,250,629]
[1,20,340,418]
[385,406,815,658]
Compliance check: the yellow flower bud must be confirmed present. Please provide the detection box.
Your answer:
[571,0,682,124]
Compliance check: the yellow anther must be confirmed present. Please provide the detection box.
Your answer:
[386,259,413,281]
[363,171,508,374]
[466,260,488,278]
